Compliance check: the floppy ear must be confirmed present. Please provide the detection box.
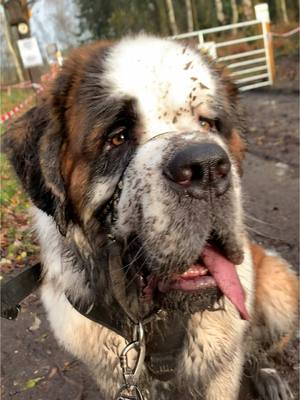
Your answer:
[216,64,247,174]
[3,96,68,235]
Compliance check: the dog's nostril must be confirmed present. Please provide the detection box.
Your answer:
[215,159,231,178]
[176,166,193,185]
[165,164,205,187]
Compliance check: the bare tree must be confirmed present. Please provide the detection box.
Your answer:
[279,0,289,23]
[231,0,239,25]
[241,0,253,21]
[154,0,170,35]
[214,0,225,25]
[185,0,194,32]
[165,0,178,35]
[1,6,24,81]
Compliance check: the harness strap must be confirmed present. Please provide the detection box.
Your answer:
[144,314,188,381]
[67,295,130,339]
[68,295,188,381]
[1,263,42,320]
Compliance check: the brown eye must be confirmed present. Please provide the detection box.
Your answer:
[199,120,210,130]
[111,132,126,146]
[199,117,215,131]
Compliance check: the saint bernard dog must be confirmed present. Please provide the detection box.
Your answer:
[4,35,298,400]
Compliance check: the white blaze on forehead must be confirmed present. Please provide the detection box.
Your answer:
[103,35,216,141]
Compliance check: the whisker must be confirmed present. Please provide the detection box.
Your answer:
[246,224,284,242]
[124,254,152,290]
[246,225,271,238]
[121,246,146,272]
[244,213,275,227]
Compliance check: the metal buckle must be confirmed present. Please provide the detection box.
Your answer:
[115,384,144,400]
[115,322,145,400]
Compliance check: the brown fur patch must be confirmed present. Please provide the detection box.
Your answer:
[251,242,299,349]
[68,162,90,217]
[229,129,246,174]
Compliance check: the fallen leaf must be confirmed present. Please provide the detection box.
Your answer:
[23,377,44,390]
[48,367,58,379]
[29,315,41,332]
[35,333,48,342]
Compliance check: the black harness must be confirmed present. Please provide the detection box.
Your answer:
[1,263,42,320]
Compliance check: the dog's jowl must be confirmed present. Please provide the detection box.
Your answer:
[4,36,298,400]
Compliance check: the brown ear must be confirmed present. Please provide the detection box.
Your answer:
[3,98,68,234]
[216,63,247,174]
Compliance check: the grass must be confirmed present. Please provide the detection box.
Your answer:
[0,89,39,276]
[0,87,35,114]
[0,153,29,213]
[0,88,36,135]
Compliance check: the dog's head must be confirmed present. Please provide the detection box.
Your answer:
[4,36,248,319]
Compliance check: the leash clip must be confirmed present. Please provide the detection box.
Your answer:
[115,322,145,400]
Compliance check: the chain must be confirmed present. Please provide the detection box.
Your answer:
[115,322,146,400]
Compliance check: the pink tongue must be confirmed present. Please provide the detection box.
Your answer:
[202,245,250,321]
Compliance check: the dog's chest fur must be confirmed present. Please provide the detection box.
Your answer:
[34,206,254,399]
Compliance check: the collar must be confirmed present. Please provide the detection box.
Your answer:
[68,293,188,381]
[1,263,42,320]
[67,240,189,381]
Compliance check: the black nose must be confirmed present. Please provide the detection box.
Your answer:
[163,143,231,198]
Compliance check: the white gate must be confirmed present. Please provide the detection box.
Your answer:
[172,3,274,92]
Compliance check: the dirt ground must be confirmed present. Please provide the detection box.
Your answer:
[1,64,299,399]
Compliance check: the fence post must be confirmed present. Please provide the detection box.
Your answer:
[255,3,275,84]
[1,5,25,82]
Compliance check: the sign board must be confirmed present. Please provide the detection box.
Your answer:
[255,3,270,23]
[17,37,43,68]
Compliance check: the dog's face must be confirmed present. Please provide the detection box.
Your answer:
[4,36,248,318]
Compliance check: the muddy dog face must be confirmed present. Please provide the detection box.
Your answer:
[4,36,247,319]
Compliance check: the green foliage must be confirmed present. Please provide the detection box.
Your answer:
[1,92,39,274]
[76,0,300,41]
[0,88,34,115]
[77,0,170,40]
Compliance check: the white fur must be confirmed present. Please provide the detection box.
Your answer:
[104,35,217,142]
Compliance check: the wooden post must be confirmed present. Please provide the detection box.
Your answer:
[255,3,276,84]
[263,21,276,83]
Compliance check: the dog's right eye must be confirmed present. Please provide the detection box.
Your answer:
[111,132,126,146]
[109,128,128,147]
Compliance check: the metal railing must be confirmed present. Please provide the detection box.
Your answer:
[172,6,274,92]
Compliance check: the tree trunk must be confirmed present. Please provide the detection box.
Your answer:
[191,0,199,30]
[241,0,253,21]
[154,0,170,35]
[280,0,289,23]
[214,0,225,25]
[165,0,179,35]
[231,0,239,25]
[2,8,24,82]
[185,0,194,32]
